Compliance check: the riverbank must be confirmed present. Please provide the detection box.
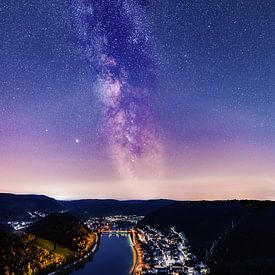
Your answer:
[129,233,137,274]
[129,229,143,275]
[48,233,100,275]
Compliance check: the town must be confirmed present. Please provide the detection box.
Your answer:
[136,226,209,274]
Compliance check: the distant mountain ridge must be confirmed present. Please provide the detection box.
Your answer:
[0,193,174,221]
[0,193,63,221]
[62,198,174,217]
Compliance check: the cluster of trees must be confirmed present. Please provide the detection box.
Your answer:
[27,213,96,255]
[0,228,64,274]
[0,213,96,274]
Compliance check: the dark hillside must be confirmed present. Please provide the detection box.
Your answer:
[139,201,258,258]
[0,193,63,221]
[27,212,92,252]
[62,199,174,217]
[209,204,275,274]
[0,213,96,274]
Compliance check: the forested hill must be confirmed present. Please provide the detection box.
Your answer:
[209,203,275,274]
[0,213,96,274]
[26,212,92,251]
[0,193,63,221]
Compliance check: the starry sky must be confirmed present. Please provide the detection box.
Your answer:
[0,0,275,200]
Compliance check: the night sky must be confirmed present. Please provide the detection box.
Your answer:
[0,0,275,200]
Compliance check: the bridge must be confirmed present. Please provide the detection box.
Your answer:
[100,230,131,237]
[101,230,131,234]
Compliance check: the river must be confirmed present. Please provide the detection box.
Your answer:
[71,233,134,275]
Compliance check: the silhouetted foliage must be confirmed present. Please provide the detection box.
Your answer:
[27,212,91,252]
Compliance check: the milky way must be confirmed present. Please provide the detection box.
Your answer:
[1,0,275,199]
[71,0,163,178]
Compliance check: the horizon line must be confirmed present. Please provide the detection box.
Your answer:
[0,191,274,202]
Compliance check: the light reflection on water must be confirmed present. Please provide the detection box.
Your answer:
[72,234,133,275]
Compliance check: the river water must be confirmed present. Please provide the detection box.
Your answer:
[72,234,133,275]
